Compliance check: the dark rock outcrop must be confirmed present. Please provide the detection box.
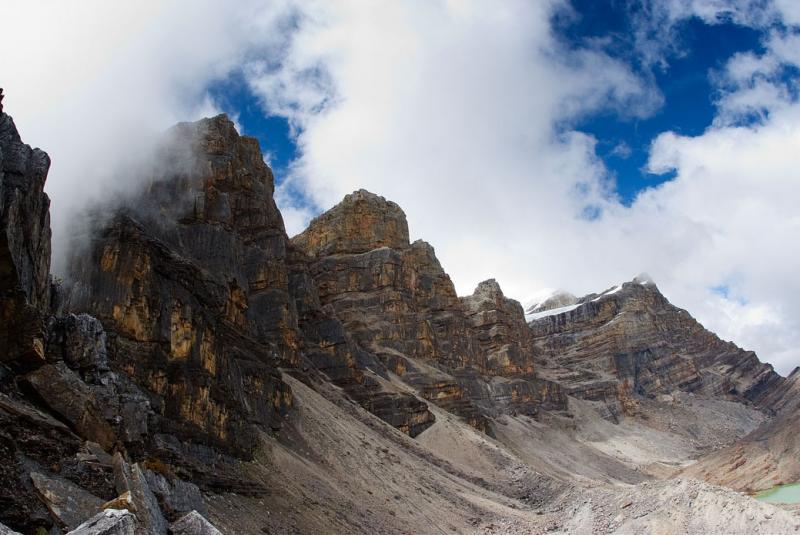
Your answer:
[0,104,85,532]
[24,363,118,451]
[143,469,206,521]
[29,471,104,531]
[66,509,137,535]
[0,109,51,370]
[47,314,109,372]
[112,454,168,535]
[1,106,300,531]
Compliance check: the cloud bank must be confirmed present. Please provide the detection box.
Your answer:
[2,0,798,374]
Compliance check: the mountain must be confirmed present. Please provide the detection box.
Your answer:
[293,189,565,432]
[528,276,787,420]
[0,106,797,533]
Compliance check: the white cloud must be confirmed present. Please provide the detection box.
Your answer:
[2,1,798,374]
[0,0,296,270]
[610,141,633,159]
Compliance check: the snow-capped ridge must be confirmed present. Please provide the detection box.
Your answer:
[524,276,660,324]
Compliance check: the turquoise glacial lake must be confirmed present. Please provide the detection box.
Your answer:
[756,482,800,504]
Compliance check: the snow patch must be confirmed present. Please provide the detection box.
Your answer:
[526,302,582,321]
[592,285,621,301]
[523,287,559,312]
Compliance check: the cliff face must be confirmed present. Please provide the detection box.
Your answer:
[64,116,443,452]
[460,279,535,377]
[529,279,787,419]
[294,190,477,369]
[293,190,565,431]
[0,112,51,370]
[0,108,63,530]
[65,116,297,460]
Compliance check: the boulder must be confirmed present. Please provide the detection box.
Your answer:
[100,491,134,512]
[47,314,109,372]
[29,471,104,530]
[66,509,137,535]
[169,511,222,535]
[0,392,83,531]
[144,469,206,520]
[0,522,21,535]
[23,362,117,450]
[84,441,115,466]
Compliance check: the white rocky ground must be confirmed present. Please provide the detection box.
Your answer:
[206,375,799,534]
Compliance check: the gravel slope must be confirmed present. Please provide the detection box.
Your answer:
[206,376,799,534]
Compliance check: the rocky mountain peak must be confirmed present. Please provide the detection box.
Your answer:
[146,112,285,245]
[632,272,655,286]
[292,188,409,256]
[529,275,786,420]
[464,279,524,316]
[472,278,504,298]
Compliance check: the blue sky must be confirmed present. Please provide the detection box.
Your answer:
[562,1,765,202]
[209,0,770,205]
[208,73,298,177]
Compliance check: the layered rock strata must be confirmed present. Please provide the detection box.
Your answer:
[529,278,788,419]
[293,190,566,429]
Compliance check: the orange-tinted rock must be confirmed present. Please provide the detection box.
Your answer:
[63,117,302,459]
[461,279,535,377]
[293,190,566,430]
[65,116,436,452]
[293,189,409,256]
